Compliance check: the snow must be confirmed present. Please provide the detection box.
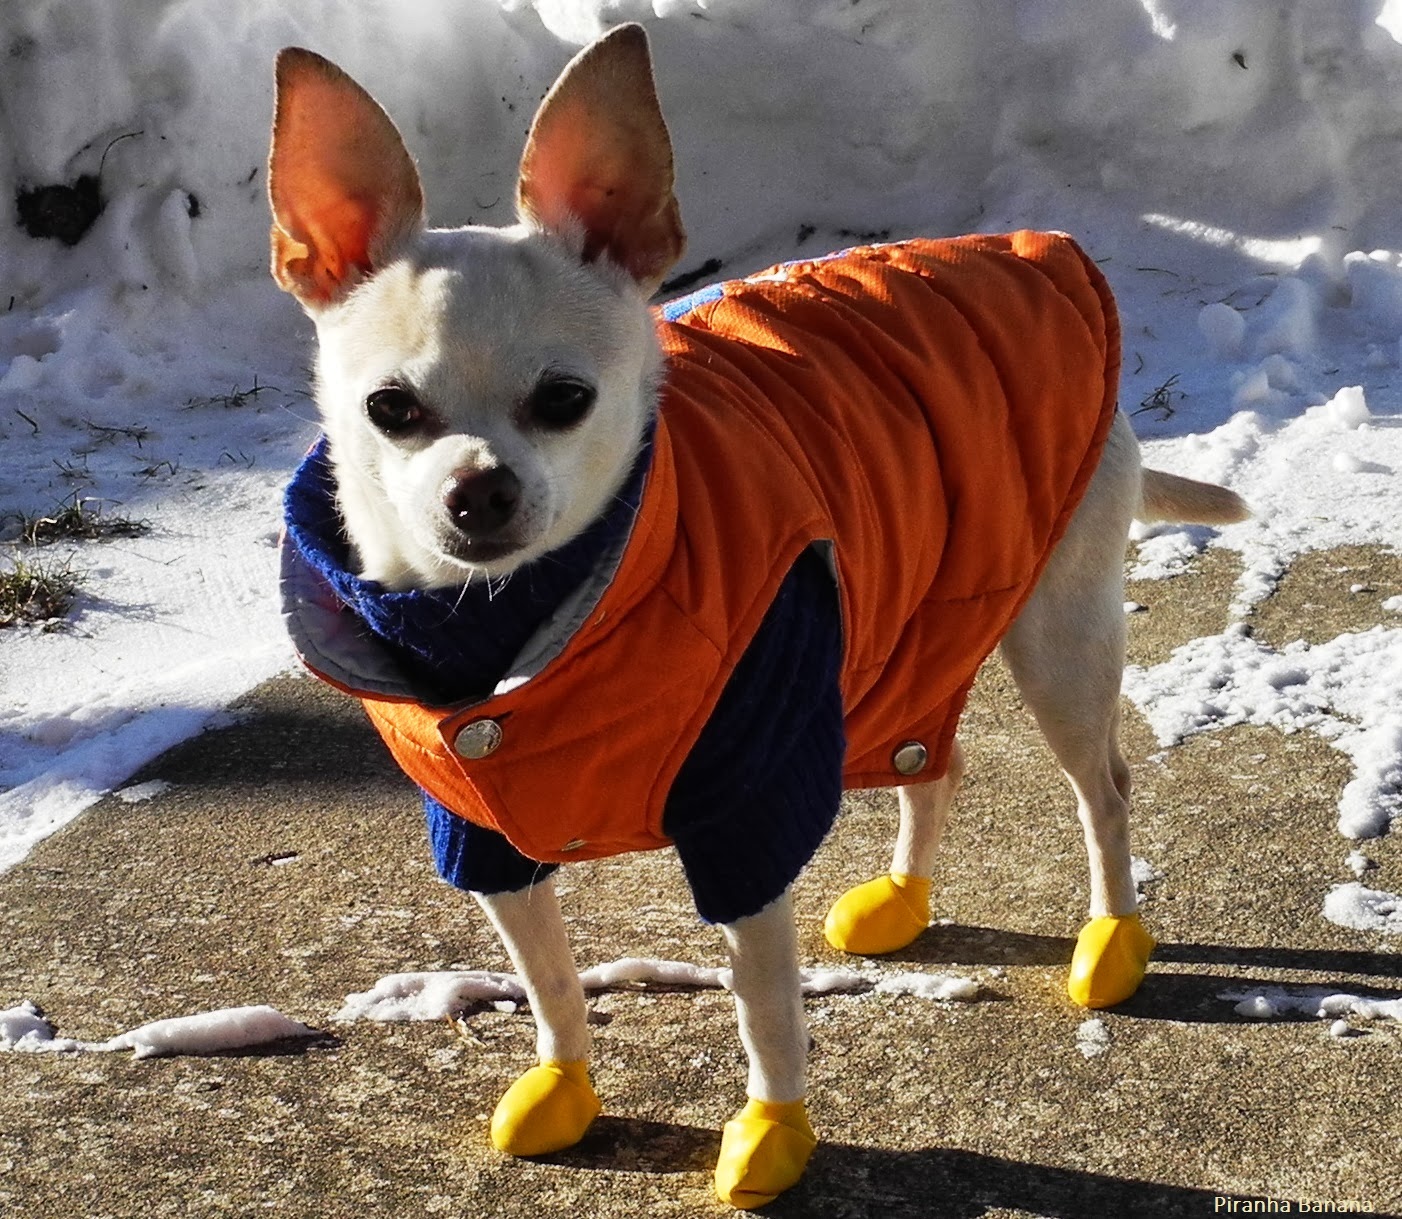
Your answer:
[114,778,174,804]
[1075,1017,1111,1058]
[1131,855,1165,892]
[0,1000,66,1050]
[1346,850,1376,878]
[102,1005,318,1060]
[874,972,981,1002]
[0,1000,316,1057]
[1123,625,1402,841]
[1222,985,1402,1024]
[335,957,982,1022]
[1322,882,1402,934]
[2,0,1402,958]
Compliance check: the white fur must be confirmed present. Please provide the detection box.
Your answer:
[272,21,1249,1175]
[312,228,660,589]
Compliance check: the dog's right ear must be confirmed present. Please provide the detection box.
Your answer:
[268,48,424,309]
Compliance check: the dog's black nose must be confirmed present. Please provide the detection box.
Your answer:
[445,466,521,535]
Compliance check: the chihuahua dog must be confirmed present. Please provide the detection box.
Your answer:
[271,23,1247,1210]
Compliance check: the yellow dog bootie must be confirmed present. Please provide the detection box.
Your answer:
[714,1098,816,1210]
[823,873,932,955]
[1067,914,1156,1008]
[489,1060,601,1156]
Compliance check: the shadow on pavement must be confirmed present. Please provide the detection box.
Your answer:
[544,1126,1398,1218]
[896,923,1402,982]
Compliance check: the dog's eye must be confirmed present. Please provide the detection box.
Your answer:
[526,376,596,431]
[366,386,425,435]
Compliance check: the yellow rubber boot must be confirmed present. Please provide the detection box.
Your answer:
[1067,914,1156,1008]
[823,873,931,955]
[489,1060,601,1156]
[714,1098,817,1210]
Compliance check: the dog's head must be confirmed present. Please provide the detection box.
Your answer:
[268,25,685,588]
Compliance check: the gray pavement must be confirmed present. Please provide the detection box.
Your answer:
[2,545,1400,1218]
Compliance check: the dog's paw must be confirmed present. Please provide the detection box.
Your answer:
[714,1098,816,1210]
[1067,914,1156,1008]
[489,1060,601,1156]
[823,873,931,955]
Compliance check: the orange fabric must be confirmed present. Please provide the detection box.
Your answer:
[354,233,1121,865]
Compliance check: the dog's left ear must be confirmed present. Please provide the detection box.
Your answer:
[518,24,685,294]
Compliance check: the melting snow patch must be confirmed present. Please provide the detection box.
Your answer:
[873,973,981,1002]
[0,1001,82,1052]
[1132,856,1165,894]
[1322,883,1402,934]
[1124,627,1402,842]
[1076,1018,1111,1058]
[0,1002,317,1057]
[1345,851,1376,879]
[336,970,523,1022]
[337,958,981,1022]
[1222,985,1402,1024]
[115,779,173,803]
[99,1006,317,1059]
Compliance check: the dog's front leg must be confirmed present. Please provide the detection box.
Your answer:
[474,878,601,1156]
[714,889,817,1209]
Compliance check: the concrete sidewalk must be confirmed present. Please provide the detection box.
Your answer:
[2,545,1400,1218]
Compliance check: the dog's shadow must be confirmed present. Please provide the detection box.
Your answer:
[528,926,1402,1214]
[544,1123,1399,1217]
[891,922,1402,1022]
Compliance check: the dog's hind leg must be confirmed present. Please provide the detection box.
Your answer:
[473,878,601,1155]
[997,411,1154,1008]
[822,742,965,955]
[713,889,817,1209]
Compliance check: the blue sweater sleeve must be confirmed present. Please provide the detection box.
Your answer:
[663,545,846,923]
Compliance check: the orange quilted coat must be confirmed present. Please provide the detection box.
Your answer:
[347,232,1121,865]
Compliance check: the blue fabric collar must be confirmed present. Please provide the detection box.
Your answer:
[283,430,653,704]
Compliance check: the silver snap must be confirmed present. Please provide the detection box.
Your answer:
[892,740,929,776]
[560,838,588,852]
[453,718,503,760]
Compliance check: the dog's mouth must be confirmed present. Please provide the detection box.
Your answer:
[435,532,535,575]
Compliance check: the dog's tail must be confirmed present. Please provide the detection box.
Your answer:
[1138,468,1251,526]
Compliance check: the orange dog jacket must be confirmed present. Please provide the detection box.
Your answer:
[287,232,1120,868]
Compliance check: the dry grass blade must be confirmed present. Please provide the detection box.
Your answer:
[20,493,150,545]
[0,556,81,628]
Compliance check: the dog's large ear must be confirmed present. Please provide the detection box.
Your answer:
[517,24,685,293]
[268,48,425,308]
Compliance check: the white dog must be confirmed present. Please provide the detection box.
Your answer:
[271,24,1247,1209]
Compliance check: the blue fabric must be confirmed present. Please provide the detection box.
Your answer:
[663,546,844,923]
[284,415,845,926]
[660,281,724,321]
[283,431,652,704]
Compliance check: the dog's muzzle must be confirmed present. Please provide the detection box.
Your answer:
[443,465,524,561]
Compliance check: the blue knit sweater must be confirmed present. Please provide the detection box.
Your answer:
[284,432,844,925]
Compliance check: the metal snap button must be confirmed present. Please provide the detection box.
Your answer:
[453,718,503,760]
[892,740,929,776]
